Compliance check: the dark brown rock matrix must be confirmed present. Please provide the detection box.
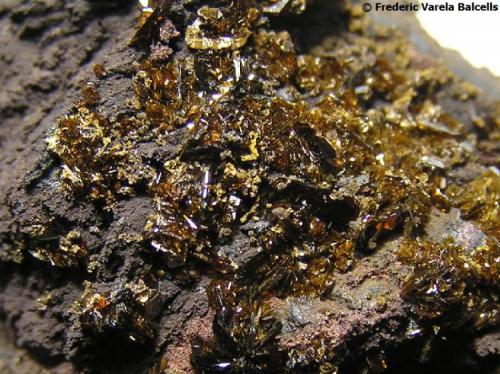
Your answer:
[0,0,498,373]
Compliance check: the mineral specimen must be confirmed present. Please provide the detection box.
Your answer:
[0,0,498,372]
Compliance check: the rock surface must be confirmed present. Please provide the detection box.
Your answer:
[0,1,498,373]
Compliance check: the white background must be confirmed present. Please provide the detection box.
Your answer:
[417,0,500,75]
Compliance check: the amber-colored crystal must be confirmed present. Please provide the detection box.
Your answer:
[40,0,499,370]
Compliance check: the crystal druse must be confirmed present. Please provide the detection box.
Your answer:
[2,0,498,372]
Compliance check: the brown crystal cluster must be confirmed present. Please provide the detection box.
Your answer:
[448,169,500,239]
[399,236,498,327]
[76,278,160,346]
[191,281,283,372]
[40,0,500,371]
[46,86,154,206]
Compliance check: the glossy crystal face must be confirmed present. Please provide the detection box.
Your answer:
[41,0,499,371]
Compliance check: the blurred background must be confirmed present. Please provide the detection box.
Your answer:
[369,0,500,98]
